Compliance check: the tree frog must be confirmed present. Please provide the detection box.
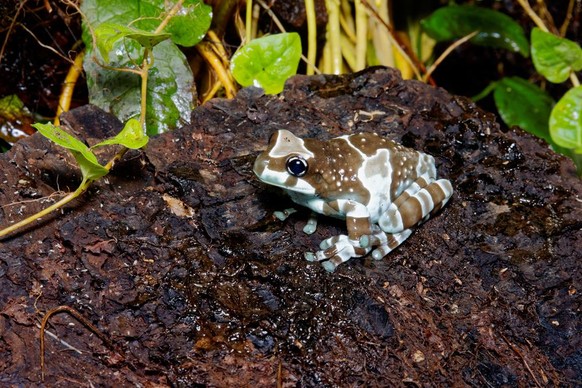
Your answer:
[253,130,453,272]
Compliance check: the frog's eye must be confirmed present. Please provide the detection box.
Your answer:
[286,156,308,177]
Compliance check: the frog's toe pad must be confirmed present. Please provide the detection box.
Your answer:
[359,230,388,248]
[321,261,337,272]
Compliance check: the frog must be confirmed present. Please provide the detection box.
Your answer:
[253,129,453,272]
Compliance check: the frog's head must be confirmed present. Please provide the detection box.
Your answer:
[254,130,319,195]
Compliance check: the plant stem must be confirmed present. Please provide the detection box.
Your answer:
[354,0,367,71]
[325,0,342,74]
[569,72,580,87]
[156,0,184,33]
[55,51,85,126]
[0,183,87,239]
[196,42,237,98]
[304,0,317,75]
[245,0,253,43]
[516,0,549,32]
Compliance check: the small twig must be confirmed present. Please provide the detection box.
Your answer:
[424,31,478,83]
[559,0,575,37]
[354,0,368,71]
[245,0,253,43]
[36,323,84,355]
[516,0,549,32]
[155,0,184,33]
[325,0,342,74]
[0,0,27,66]
[20,24,74,65]
[360,0,424,82]
[195,42,237,98]
[500,333,543,388]
[40,306,116,381]
[0,187,82,239]
[277,359,283,388]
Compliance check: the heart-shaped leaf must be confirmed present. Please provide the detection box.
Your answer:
[531,27,582,84]
[93,118,149,149]
[230,33,302,94]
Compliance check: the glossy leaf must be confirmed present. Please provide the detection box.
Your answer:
[493,77,555,143]
[94,22,171,62]
[81,0,207,134]
[549,86,582,153]
[93,118,149,149]
[421,5,529,57]
[33,123,108,182]
[230,33,302,94]
[531,27,582,84]
[166,0,212,47]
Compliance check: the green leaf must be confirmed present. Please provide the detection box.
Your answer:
[94,22,171,62]
[493,77,555,143]
[421,5,529,57]
[93,118,149,149]
[230,33,302,94]
[166,0,212,47]
[549,86,582,153]
[33,123,108,182]
[531,27,582,84]
[81,0,205,134]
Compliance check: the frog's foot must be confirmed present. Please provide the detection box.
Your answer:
[302,212,318,234]
[273,208,298,221]
[304,234,371,272]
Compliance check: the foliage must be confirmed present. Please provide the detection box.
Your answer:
[422,5,582,173]
[230,33,302,94]
[491,77,555,144]
[33,123,109,184]
[0,119,148,238]
[549,86,582,154]
[421,5,529,57]
[81,0,212,135]
[531,28,582,84]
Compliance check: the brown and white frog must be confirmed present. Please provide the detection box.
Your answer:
[253,130,453,272]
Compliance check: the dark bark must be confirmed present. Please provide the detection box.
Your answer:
[0,68,579,386]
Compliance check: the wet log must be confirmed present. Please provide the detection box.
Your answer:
[0,67,579,386]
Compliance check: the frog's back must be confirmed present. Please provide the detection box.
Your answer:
[333,133,437,220]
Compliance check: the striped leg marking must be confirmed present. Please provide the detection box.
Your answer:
[379,176,453,233]
[304,199,374,272]
[370,229,413,260]
[304,234,371,272]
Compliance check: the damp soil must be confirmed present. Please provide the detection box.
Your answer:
[0,67,580,386]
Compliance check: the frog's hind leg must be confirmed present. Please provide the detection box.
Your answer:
[370,229,413,260]
[379,175,453,234]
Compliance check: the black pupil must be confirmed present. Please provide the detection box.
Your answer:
[287,157,307,177]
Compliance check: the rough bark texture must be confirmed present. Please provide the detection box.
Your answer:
[0,68,580,386]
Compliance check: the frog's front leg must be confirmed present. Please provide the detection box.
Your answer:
[304,199,383,272]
